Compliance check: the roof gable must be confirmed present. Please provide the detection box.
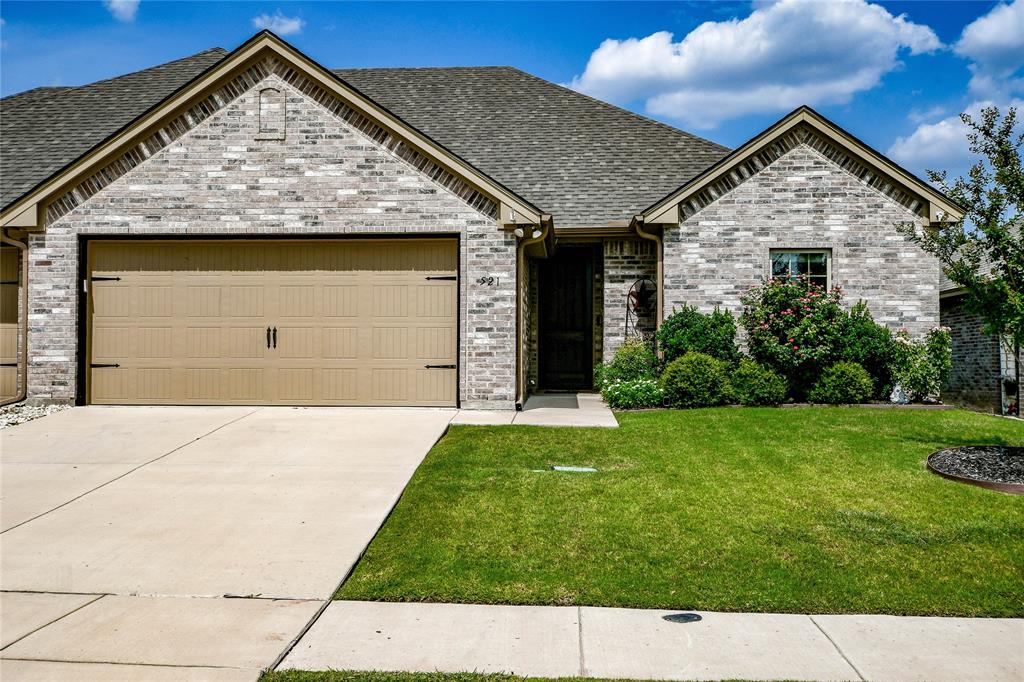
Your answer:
[642,106,964,226]
[2,32,542,229]
[0,49,226,210]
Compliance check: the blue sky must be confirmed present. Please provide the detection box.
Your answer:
[2,1,1022,180]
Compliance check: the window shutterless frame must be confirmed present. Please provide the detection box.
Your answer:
[768,248,832,289]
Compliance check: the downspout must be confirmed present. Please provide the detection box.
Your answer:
[1,228,29,406]
[633,216,664,331]
[515,219,550,410]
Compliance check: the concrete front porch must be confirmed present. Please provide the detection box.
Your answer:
[452,392,618,427]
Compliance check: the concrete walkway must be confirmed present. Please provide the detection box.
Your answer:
[280,601,1023,682]
[453,393,618,427]
[1,406,455,681]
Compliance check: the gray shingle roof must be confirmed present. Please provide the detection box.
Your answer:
[1,48,228,208]
[335,66,729,226]
[1,50,730,226]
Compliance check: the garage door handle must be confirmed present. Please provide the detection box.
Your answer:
[272,327,277,349]
[266,327,271,349]
[424,364,456,369]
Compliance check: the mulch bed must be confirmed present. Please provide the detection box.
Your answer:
[928,446,1024,494]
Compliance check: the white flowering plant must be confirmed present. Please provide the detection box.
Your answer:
[601,377,664,409]
[891,327,952,401]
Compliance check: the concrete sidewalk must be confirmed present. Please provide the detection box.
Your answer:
[279,601,1024,682]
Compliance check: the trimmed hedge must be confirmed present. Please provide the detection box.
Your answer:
[657,305,739,364]
[732,358,788,406]
[594,337,658,390]
[661,352,733,408]
[808,362,874,404]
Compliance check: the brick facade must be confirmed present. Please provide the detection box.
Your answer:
[941,294,1003,411]
[663,143,939,336]
[602,239,657,361]
[28,73,516,408]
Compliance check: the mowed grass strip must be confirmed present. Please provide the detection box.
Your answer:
[336,408,1024,616]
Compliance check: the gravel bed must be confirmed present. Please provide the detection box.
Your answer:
[928,446,1024,486]
[0,402,71,429]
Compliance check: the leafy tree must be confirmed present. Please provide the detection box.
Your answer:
[897,105,1022,348]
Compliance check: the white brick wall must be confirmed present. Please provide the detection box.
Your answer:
[663,143,939,336]
[30,74,517,407]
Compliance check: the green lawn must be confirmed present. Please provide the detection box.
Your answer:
[336,408,1024,617]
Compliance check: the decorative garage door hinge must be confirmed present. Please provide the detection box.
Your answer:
[90,363,120,368]
[424,364,456,369]
[424,276,457,281]
[83,276,121,293]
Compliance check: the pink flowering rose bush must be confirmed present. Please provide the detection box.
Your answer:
[740,277,848,399]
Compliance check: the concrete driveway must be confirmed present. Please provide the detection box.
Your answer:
[0,406,454,681]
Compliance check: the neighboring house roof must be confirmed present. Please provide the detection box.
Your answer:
[941,253,995,294]
[0,48,228,208]
[1,42,728,226]
[334,67,729,226]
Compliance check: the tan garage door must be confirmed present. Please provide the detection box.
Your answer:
[88,239,457,406]
[1,246,19,401]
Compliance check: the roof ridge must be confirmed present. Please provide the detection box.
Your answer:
[334,65,514,73]
[501,66,731,154]
[0,85,71,104]
[75,47,228,90]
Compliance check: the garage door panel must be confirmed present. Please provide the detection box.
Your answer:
[186,286,222,317]
[323,286,359,317]
[279,327,316,359]
[416,368,456,403]
[0,248,17,401]
[89,239,457,406]
[417,327,455,360]
[138,327,174,358]
[91,367,130,402]
[227,327,267,359]
[323,327,358,358]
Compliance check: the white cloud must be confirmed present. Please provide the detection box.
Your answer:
[889,1,1024,178]
[954,0,1024,97]
[887,98,1024,175]
[907,105,947,124]
[251,10,304,36]
[104,0,139,23]
[569,0,941,128]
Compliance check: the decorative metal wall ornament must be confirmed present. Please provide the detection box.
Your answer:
[626,277,657,338]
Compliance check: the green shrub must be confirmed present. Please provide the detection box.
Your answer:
[891,327,953,401]
[808,362,874,404]
[657,305,739,364]
[840,301,897,399]
[601,378,664,409]
[594,337,658,389]
[740,278,846,399]
[731,358,788,406]
[660,352,733,408]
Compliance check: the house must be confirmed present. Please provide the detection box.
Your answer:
[940,265,1020,415]
[0,31,963,409]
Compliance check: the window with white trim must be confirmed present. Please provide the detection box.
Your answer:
[770,249,831,288]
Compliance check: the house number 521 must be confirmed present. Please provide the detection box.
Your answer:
[477,276,499,286]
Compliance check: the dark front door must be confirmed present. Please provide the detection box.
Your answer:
[538,247,594,390]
